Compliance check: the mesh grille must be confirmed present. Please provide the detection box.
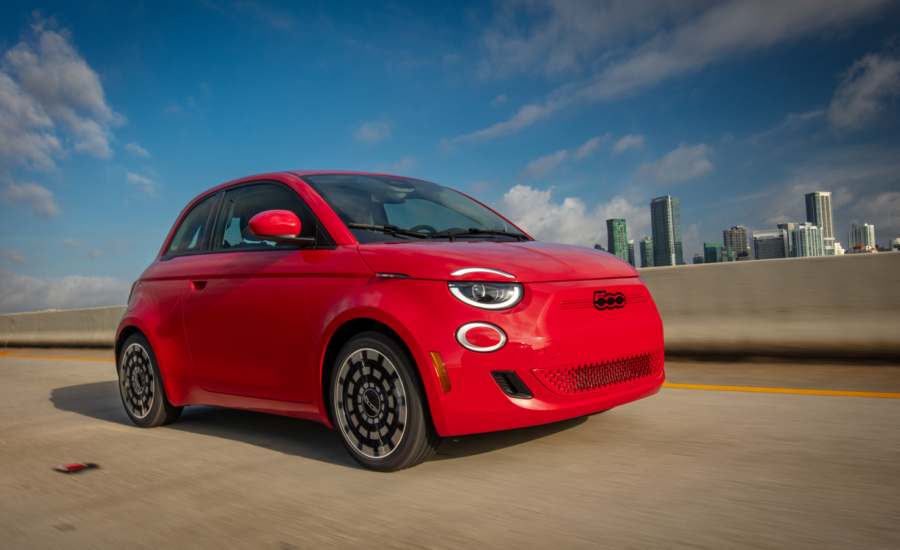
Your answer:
[532,349,664,396]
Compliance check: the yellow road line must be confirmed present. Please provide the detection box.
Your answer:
[0,354,115,362]
[663,383,900,399]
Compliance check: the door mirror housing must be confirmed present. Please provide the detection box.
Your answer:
[249,210,315,246]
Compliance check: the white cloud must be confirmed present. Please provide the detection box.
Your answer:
[491,184,649,247]
[0,248,27,264]
[721,133,735,144]
[572,134,608,160]
[829,53,900,130]
[354,121,392,144]
[635,143,714,185]
[443,53,461,66]
[519,149,567,179]
[376,156,418,174]
[748,110,825,145]
[454,0,890,143]
[491,94,509,106]
[126,171,159,197]
[612,134,644,154]
[57,238,84,248]
[125,141,150,157]
[0,14,123,168]
[0,269,130,314]
[1,181,60,217]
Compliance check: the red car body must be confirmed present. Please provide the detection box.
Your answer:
[117,171,665,437]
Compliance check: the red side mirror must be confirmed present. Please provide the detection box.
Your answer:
[249,210,310,244]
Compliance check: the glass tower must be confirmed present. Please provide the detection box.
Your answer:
[790,223,825,257]
[848,223,875,250]
[639,237,653,268]
[805,192,834,251]
[606,219,628,261]
[650,196,684,267]
[627,239,635,267]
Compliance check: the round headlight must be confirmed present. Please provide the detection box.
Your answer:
[448,282,523,310]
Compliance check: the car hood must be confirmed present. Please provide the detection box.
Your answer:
[357,240,638,283]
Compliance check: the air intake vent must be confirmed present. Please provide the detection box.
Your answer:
[490,371,533,399]
[533,349,664,396]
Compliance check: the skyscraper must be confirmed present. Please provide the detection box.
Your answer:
[606,219,628,261]
[790,223,825,257]
[627,239,635,267]
[723,226,750,258]
[777,222,800,256]
[692,254,704,264]
[703,242,734,263]
[849,223,875,250]
[752,229,789,260]
[639,237,653,268]
[805,192,834,251]
[650,196,684,266]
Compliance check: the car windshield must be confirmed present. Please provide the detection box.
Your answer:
[302,174,529,243]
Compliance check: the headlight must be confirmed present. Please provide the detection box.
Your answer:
[448,282,523,310]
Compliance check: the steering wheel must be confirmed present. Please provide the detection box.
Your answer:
[409,224,438,234]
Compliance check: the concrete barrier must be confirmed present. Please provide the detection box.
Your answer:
[0,306,125,348]
[639,252,900,358]
[1,253,897,358]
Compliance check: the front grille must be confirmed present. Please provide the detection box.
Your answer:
[532,349,664,396]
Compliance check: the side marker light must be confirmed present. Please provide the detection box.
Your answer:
[429,352,451,393]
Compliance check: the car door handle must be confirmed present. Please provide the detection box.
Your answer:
[190,281,207,291]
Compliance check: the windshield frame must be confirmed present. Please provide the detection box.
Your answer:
[300,174,532,244]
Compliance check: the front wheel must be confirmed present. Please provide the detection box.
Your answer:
[118,333,183,428]
[329,332,440,472]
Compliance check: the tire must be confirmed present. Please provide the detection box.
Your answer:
[329,332,440,472]
[118,333,183,428]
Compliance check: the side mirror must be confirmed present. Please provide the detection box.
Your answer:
[248,210,315,246]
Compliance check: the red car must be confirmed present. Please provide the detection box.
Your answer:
[117,171,665,471]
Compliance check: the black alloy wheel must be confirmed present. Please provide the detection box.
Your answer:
[329,332,440,472]
[118,333,183,428]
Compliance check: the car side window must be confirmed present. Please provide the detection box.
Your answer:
[211,183,317,251]
[166,194,217,256]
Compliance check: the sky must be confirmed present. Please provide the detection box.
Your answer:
[1,0,899,313]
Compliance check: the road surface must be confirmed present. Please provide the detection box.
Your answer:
[1,348,898,549]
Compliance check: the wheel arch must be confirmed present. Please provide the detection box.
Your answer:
[319,316,436,430]
[115,325,145,370]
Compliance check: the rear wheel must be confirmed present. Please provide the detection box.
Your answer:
[329,332,440,472]
[118,333,183,428]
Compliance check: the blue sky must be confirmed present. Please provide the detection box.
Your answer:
[1,0,899,312]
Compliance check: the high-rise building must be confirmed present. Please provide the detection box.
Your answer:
[627,239,635,267]
[606,219,628,261]
[692,254,704,264]
[639,237,653,268]
[891,238,900,251]
[777,223,800,255]
[752,229,789,260]
[703,242,734,263]
[723,226,750,258]
[833,242,845,255]
[805,192,834,251]
[650,196,684,266]
[790,223,825,257]
[849,223,875,250]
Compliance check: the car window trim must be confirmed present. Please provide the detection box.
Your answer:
[206,180,335,255]
[160,191,222,261]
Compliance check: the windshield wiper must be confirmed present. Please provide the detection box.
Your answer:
[432,228,530,242]
[347,223,427,239]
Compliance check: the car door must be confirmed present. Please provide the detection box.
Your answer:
[182,181,319,402]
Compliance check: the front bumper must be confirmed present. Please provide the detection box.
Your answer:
[404,276,665,436]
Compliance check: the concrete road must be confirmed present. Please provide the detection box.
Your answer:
[1,349,899,549]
